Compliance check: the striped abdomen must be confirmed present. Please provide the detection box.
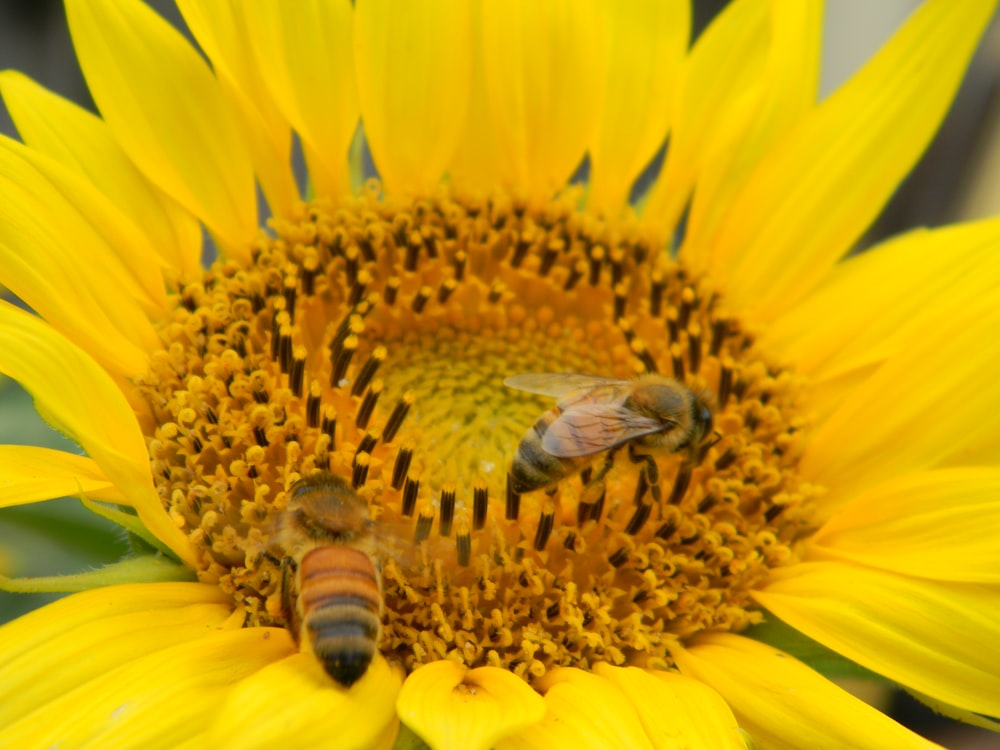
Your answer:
[298,545,382,687]
[510,409,588,493]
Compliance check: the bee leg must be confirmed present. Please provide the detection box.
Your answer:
[691,431,723,464]
[260,550,283,567]
[628,444,662,506]
[592,447,620,484]
[280,556,302,643]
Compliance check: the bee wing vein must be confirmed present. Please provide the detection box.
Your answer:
[542,405,664,457]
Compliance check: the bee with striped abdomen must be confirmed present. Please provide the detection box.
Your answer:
[505,373,714,494]
[274,471,384,687]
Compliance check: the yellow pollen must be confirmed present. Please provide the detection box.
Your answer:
[138,186,819,681]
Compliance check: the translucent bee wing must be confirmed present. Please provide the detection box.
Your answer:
[367,516,423,571]
[503,372,626,398]
[541,403,666,458]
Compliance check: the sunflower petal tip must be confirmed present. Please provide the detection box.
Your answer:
[396,662,545,750]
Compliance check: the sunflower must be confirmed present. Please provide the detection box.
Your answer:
[1,0,999,748]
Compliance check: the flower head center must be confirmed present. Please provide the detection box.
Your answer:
[139,185,819,680]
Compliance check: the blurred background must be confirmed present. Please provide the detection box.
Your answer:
[0,1,998,746]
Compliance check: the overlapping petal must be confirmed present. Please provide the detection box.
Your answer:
[176,1,300,220]
[498,668,654,750]
[586,0,689,214]
[0,302,195,566]
[591,664,747,749]
[354,0,473,195]
[477,0,607,197]
[674,634,941,750]
[242,0,359,202]
[755,563,1000,719]
[207,654,401,750]
[0,135,164,377]
[0,582,232,726]
[763,218,1000,382]
[0,624,289,749]
[397,662,545,750]
[679,0,822,261]
[808,468,1000,583]
[0,446,123,506]
[703,0,997,321]
[801,297,1000,504]
[0,70,202,281]
[641,0,772,234]
[66,0,257,258]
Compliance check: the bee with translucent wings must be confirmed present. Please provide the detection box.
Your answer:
[505,373,714,494]
[273,471,409,688]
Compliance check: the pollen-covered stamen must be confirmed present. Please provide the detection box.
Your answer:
[624,501,653,536]
[687,324,702,374]
[402,475,420,517]
[306,381,322,428]
[411,285,433,313]
[382,392,413,443]
[456,525,472,567]
[331,335,357,386]
[533,508,555,551]
[320,407,337,446]
[439,485,456,536]
[352,452,370,489]
[289,347,307,398]
[352,346,387,396]
[414,507,434,544]
[143,187,816,683]
[667,463,693,505]
[505,475,521,521]
[718,362,734,408]
[473,481,488,531]
[392,445,414,490]
[354,381,382,430]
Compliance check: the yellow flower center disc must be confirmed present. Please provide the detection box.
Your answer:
[138,185,820,681]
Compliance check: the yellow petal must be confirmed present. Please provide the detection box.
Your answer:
[243,0,359,202]
[591,664,747,750]
[674,633,940,750]
[586,0,689,214]
[0,582,230,725]
[641,0,772,234]
[0,445,123,506]
[0,626,290,750]
[497,668,652,750]
[446,2,502,195]
[705,0,997,321]
[208,653,401,750]
[0,302,195,567]
[755,562,1000,720]
[0,70,202,282]
[801,298,1000,505]
[397,661,545,750]
[479,0,607,197]
[680,0,822,261]
[0,136,165,376]
[175,1,301,220]
[810,468,1000,583]
[65,0,257,258]
[763,219,1000,382]
[354,0,473,195]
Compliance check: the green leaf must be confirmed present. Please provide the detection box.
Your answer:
[80,497,180,562]
[743,615,883,681]
[392,724,432,750]
[0,554,194,593]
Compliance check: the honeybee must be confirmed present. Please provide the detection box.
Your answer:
[505,373,714,493]
[274,471,384,687]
